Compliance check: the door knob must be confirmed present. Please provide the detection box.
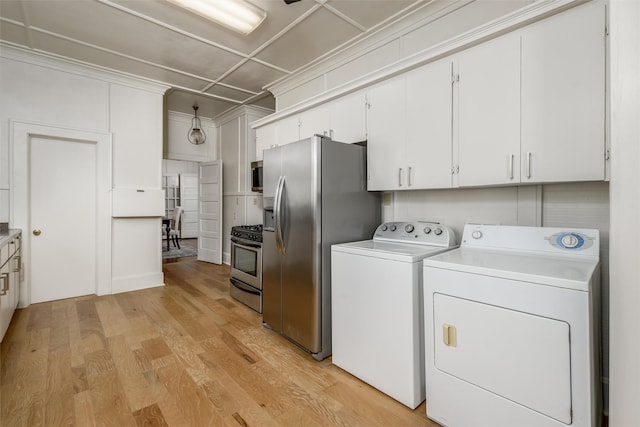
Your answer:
[33,229,42,236]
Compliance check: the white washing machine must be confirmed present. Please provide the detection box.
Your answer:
[331,221,457,409]
[423,224,602,427]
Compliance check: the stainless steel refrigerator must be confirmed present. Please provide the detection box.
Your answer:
[262,135,380,361]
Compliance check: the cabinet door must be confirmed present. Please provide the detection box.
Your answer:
[366,76,407,191]
[220,118,241,193]
[277,115,300,146]
[299,106,329,140]
[255,123,276,161]
[406,59,454,189]
[329,92,367,143]
[457,34,521,187]
[0,259,11,340]
[521,3,605,183]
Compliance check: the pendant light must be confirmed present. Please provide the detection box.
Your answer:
[188,105,206,145]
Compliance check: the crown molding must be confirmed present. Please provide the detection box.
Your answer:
[213,104,273,125]
[0,42,170,94]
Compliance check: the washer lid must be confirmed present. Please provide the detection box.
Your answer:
[332,240,456,263]
[424,247,599,291]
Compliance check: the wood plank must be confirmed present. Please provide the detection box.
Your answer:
[87,369,137,427]
[76,299,107,355]
[45,348,75,426]
[132,403,169,427]
[108,334,156,412]
[74,390,97,427]
[95,297,131,338]
[140,337,173,361]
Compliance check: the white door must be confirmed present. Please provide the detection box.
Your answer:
[197,161,222,264]
[179,173,199,238]
[12,122,111,306]
[30,137,97,303]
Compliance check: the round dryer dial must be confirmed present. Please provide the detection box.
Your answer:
[549,232,592,250]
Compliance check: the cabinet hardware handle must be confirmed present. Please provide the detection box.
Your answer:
[509,154,514,180]
[526,151,532,179]
[0,273,8,296]
[443,324,457,347]
[13,256,21,273]
[408,167,412,187]
[33,229,42,236]
[398,168,403,187]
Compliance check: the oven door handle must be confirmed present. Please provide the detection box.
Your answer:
[230,278,261,295]
[274,175,286,255]
[231,237,262,249]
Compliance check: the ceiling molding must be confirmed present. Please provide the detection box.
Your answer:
[0,42,170,94]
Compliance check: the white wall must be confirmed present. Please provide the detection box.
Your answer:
[165,110,216,162]
[0,46,168,304]
[608,0,640,425]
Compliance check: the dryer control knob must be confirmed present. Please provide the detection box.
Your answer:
[434,227,443,236]
[423,227,432,234]
[472,230,483,239]
[405,224,414,233]
[381,224,388,231]
[390,225,397,231]
[561,234,580,248]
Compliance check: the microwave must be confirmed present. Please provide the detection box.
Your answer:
[251,160,263,193]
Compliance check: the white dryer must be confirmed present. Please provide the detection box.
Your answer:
[331,221,457,409]
[423,224,602,427]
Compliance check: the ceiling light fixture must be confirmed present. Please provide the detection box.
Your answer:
[188,105,206,145]
[167,0,267,35]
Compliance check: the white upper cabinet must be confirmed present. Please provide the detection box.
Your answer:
[277,115,301,146]
[456,33,521,187]
[520,2,606,183]
[406,59,454,189]
[255,122,276,161]
[330,92,367,143]
[299,105,330,140]
[255,2,606,191]
[366,76,406,191]
[368,58,454,191]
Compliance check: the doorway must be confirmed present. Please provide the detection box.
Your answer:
[12,122,111,305]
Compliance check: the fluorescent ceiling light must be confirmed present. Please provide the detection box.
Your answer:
[167,0,267,35]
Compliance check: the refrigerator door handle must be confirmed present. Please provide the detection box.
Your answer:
[274,175,286,254]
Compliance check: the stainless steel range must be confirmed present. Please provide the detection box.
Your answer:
[230,224,263,313]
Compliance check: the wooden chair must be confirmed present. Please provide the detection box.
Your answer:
[163,206,183,250]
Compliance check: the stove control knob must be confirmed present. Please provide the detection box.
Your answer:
[405,224,414,233]
[434,227,443,236]
[390,224,397,232]
[423,227,432,235]
[381,224,388,231]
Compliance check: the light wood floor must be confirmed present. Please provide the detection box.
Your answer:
[0,257,438,426]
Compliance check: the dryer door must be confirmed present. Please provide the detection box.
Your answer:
[433,293,572,424]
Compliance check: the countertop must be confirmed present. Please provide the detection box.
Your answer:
[0,229,22,248]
